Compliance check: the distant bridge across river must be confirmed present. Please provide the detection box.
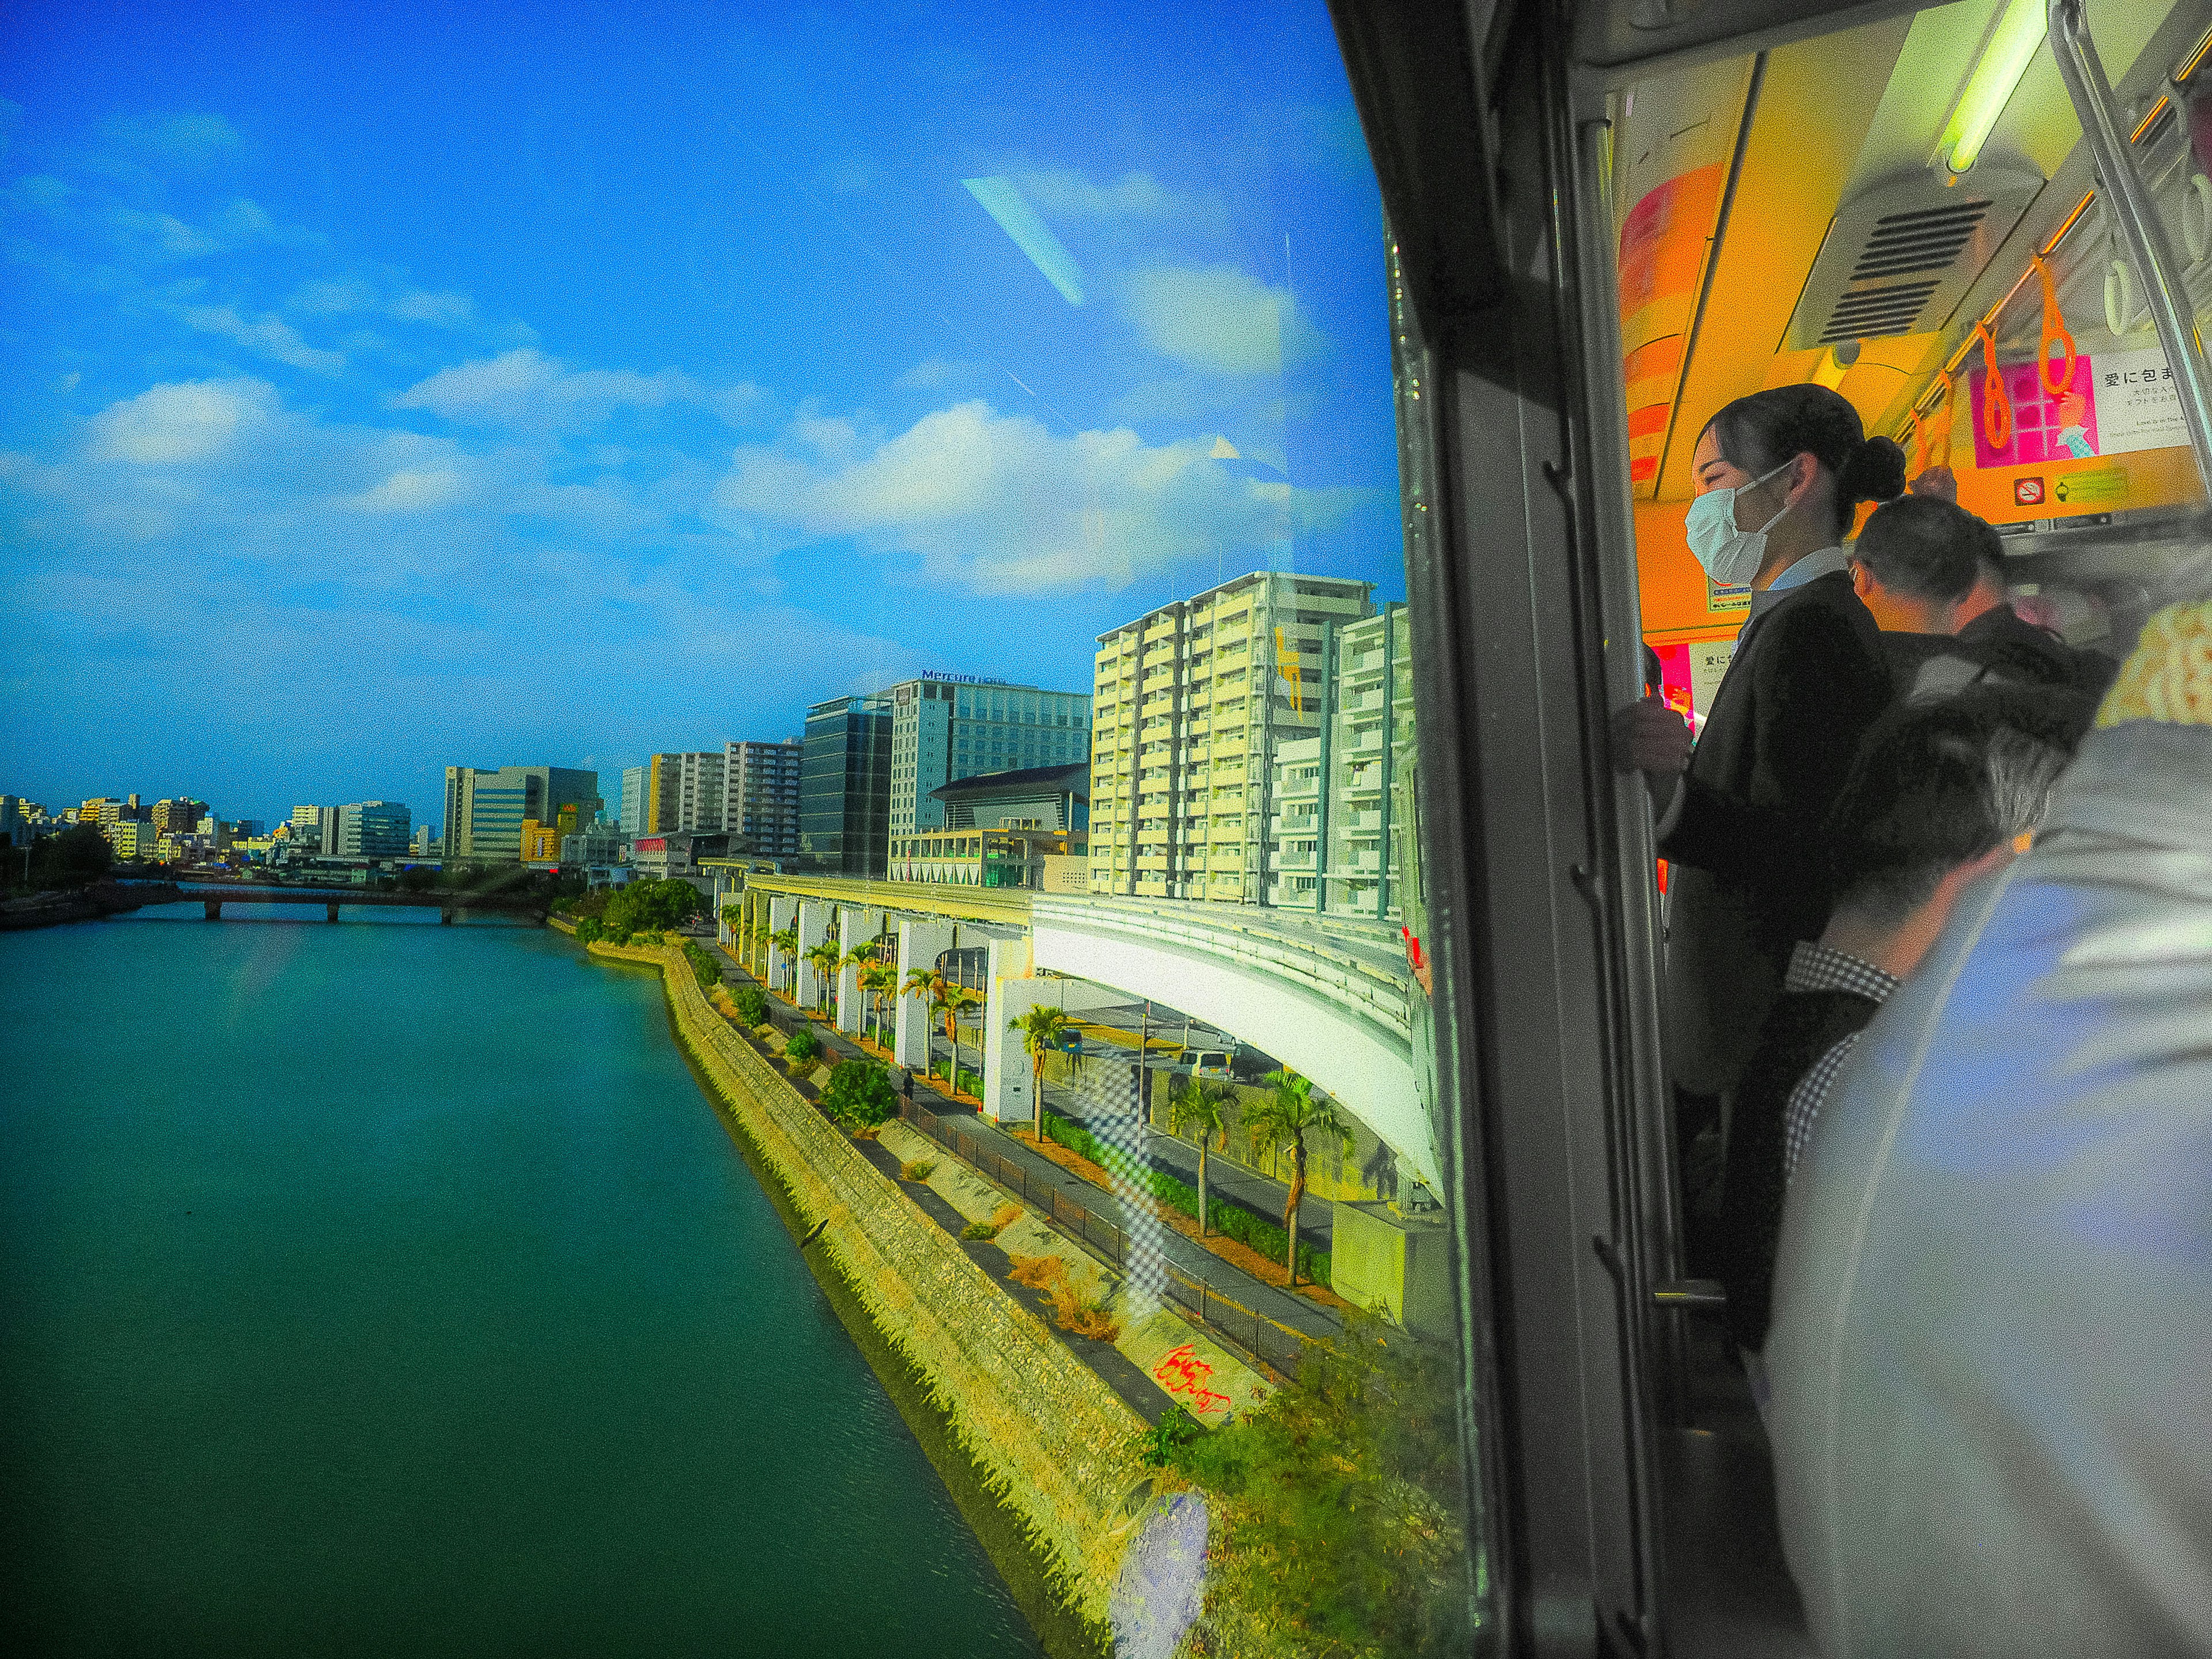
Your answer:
[175,884,550,925]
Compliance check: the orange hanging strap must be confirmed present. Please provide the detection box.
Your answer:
[1976,320,2013,451]
[2033,253,2078,396]
[1909,407,1931,476]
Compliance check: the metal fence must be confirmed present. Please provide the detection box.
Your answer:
[899,1099,1321,1378]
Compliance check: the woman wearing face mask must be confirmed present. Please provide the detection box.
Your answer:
[1614,384,1905,1120]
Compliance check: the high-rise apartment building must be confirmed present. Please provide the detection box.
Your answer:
[1266,604,1414,918]
[642,751,724,834]
[798,694,891,877]
[336,801,412,859]
[724,738,802,857]
[152,798,209,835]
[619,766,648,835]
[287,804,339,855]
[884,677,1090,858]
[1088,570,1374,903]
[441,766,601,864]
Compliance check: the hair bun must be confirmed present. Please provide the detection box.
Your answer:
[1842,435,1908,505]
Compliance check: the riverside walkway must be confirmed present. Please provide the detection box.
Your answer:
[711,937,1343,1364]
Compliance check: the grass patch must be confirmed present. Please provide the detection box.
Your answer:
[1007,1254,1120,1343]
[1038,1109,1330,1287]
[899,1158,938,1182]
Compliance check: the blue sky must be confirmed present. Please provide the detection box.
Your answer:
[1,1,1404,831]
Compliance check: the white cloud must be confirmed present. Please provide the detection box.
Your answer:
[1014,168,1184,220]
[108,207,218,258]
[342,468,468,513]
[177,304,346,374]
[708,399,1349,592]
[393,348,695,430]
[289,278,376,313]
[1124,264,1324,377]
[895,356,981,391]
[388,288,474,325]
[86,378,275,464]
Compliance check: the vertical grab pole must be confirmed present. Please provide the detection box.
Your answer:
[2050,0,2212,490]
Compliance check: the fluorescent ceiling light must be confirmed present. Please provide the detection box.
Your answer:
[1942,0,2049,176]
[962,177,1085,305]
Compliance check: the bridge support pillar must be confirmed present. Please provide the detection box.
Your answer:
[202,899,222,921]
[981,935,1041,1127]
[836,907,884,1040]
[765,896,797,998]
[795,901,831,1010]
[440,909,456,925]
[325,902,341,923]
[893,918,955,1072]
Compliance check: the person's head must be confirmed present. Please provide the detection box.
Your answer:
[1690,385,1907,585]
[1850,494,2005,633]
[1822,685,2093,968]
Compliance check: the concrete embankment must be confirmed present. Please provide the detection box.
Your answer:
[563,925,1143,1652]
[0,881,184,932]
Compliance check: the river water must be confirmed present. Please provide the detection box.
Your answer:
[0,908,1041,1658]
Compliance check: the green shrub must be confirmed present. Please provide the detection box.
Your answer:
[573,917,604,944]
[732,984,767,1025]
[1039,1110,1330,1286]
[1137,1404,1207,1470]
[898,1158,937,1182]
[820,1058,898,1130]
[1162,1315,1471,1657]
[960,1219,999,1241]
[783,1028,822,1067]
[682,940,719,990]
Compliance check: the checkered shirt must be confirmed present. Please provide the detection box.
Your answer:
[1780,940,1899,1185]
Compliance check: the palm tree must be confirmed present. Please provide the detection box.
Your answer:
[803,939,843,1013]
[857,959,896,1044]
[1007,1004,1071,1119]
[767,925,798,994]
[932,985,976,1094]
[836,940,877,1028]
[1243,1069,1354,1287]
[1171,1076,1238,1237]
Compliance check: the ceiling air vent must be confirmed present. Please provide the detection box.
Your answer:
[1782,168,2044,352]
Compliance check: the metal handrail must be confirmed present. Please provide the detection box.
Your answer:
[2050,0,2212,493]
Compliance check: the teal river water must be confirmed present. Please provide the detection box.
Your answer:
[0,908,1041,1658]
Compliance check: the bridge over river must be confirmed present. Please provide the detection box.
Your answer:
[177,884,550,925]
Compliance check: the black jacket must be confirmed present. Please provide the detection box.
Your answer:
[1663,573,1894,961]
[1881,605,2118,700]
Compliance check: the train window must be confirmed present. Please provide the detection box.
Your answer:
[1,3,1493,1658]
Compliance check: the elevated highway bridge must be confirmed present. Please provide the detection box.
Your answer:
[715,871,1435,1196]
[175,883,550,924]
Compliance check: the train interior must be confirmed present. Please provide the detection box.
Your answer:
[1609,0,2211,729]
[1584,0,2210,1650]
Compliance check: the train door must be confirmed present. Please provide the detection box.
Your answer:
[1334,0,2212,1653]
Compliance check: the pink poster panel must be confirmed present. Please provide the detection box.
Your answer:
[1969,359,2101,469]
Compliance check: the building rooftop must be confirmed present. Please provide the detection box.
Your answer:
[927,762,1089,803]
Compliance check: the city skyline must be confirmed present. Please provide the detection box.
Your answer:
[0,1,1404,830]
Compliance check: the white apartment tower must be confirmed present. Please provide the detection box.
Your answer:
[1266,604,1414,918]
[1088,570,1374,903]
[723,738,802,857]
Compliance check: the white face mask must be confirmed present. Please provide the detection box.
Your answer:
[1685,459,1793,586]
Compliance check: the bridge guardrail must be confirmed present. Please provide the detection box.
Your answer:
[1032,895,1412,1045]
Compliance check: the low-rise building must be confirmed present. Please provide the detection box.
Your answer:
[560,823,630,867]
[888,826,1081,888]
[632,831,728,893]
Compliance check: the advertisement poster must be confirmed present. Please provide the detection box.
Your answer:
[1968,346,2187,468]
